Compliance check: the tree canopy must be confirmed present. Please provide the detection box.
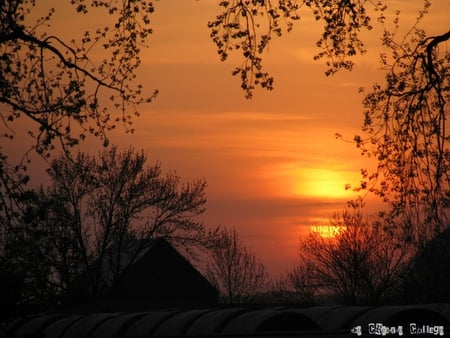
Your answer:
[1,0,157,153]
[208,0,375,98]
[351,18,450,245]
[1,0,158,227]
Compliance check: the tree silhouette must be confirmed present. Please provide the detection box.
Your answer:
[0,0,157,228]
[291,211,411,305]
[350,10,450,246]
[277,260,317,304]
[403,227,450,303]
[206,227,268,304]
[1,146,217,311]
[209,0,378,98]
[210,1,448,99]
[1,2,158,313]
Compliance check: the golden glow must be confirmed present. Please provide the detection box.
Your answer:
[262,163,361,200]
[293,168,357,199]
[310,225,346,238]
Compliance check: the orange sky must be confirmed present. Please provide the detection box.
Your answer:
[7,0,450,276]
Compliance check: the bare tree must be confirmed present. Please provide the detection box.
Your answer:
[286,260,320,304]
[292,210,412,305]
[206,227,268,304]
[10,146,218,305]
[265,263,318,305]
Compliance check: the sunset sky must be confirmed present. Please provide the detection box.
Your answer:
[9,0,450,276]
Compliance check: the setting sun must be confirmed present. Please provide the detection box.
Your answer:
[293,168,357,199]
[310,225,346,238]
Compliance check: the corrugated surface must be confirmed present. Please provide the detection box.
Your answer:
[90,312,145,338]
[42,314,84,338]
[9,314,63,338]
[60,313,118,338]
[120,310,178,337]
[185,307,248,335]
[7,304,450,337]
[221,308,320,334]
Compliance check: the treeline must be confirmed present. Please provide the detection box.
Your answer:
[0,146,270,320]
[272,211,450,306]
[2,146,449,324]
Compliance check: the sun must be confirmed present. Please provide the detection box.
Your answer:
[292,167,357,199]
[310,225,346,238]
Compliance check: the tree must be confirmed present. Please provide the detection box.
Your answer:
[0,186,58,318]
[403,227,450,303]
[1,0,157,153]
[209,0,378,98]
[1,1,158,313]
[350,6,450,246]
[0,0,157,224]
[206,227,268,304]
[5,146,217,308]
[292,210,411,305]
[267,261,317,304]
